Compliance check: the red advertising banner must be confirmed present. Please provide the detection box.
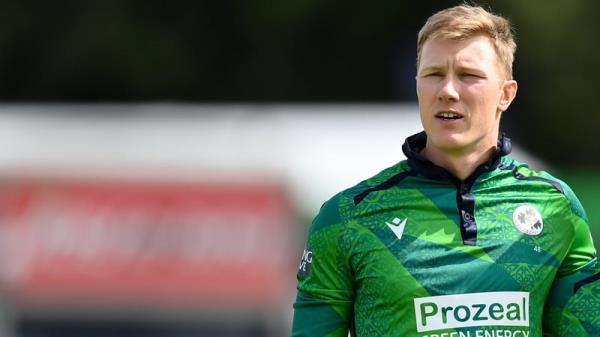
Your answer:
[0,175,294,307]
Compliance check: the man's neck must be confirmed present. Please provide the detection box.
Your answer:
[421,143,497,181]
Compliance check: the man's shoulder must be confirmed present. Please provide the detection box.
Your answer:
[500,157,568,191]
[500,157,587,221]
[310,160,411,230]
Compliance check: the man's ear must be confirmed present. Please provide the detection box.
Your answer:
[499,80,518,112]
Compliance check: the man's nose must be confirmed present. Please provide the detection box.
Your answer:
[438,76,459,101]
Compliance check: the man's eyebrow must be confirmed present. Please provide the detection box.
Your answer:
[456,66,487,76]
[419,64,486,74]
[456,65,486,74]
[418,66,445,73]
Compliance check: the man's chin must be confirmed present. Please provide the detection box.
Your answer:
[429,135,466,152]
[426,136,481,158]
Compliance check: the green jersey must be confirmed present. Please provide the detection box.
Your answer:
[292,132,599,337]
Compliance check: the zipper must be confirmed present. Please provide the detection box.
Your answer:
[456,179,477,245]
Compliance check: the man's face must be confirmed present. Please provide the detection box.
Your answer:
[416,35,517,156]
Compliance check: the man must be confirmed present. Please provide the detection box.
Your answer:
[291,5,599,337]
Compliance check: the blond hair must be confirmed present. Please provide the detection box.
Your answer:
[417,5,516,79]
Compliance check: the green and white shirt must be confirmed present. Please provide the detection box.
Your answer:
[292,132,599,337]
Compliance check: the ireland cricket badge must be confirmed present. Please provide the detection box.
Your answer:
[512,205,544,236]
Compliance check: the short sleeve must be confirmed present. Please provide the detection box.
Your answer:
[543,185,600,336]
[291,197,354,337]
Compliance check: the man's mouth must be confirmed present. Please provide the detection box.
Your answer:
[435,111,463,121]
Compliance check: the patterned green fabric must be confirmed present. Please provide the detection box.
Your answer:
[291,156,599,337]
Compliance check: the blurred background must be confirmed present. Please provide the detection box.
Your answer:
[0,0,599,336]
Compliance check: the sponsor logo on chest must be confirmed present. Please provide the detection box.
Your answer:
[414,291,529,334]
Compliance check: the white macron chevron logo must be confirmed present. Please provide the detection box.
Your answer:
[386,217,407,240]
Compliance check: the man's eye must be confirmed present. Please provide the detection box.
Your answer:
[425,73,443,77]
[463,73,482,78]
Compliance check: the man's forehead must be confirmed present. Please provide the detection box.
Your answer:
[419,35,499,68]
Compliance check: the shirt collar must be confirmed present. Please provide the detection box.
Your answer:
[401,131,512,182]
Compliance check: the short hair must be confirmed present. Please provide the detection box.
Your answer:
[417,5,516,80]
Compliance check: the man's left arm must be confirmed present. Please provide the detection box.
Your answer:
[543,188,600,337]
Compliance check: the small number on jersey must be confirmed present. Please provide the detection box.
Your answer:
[533,246,541,253]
